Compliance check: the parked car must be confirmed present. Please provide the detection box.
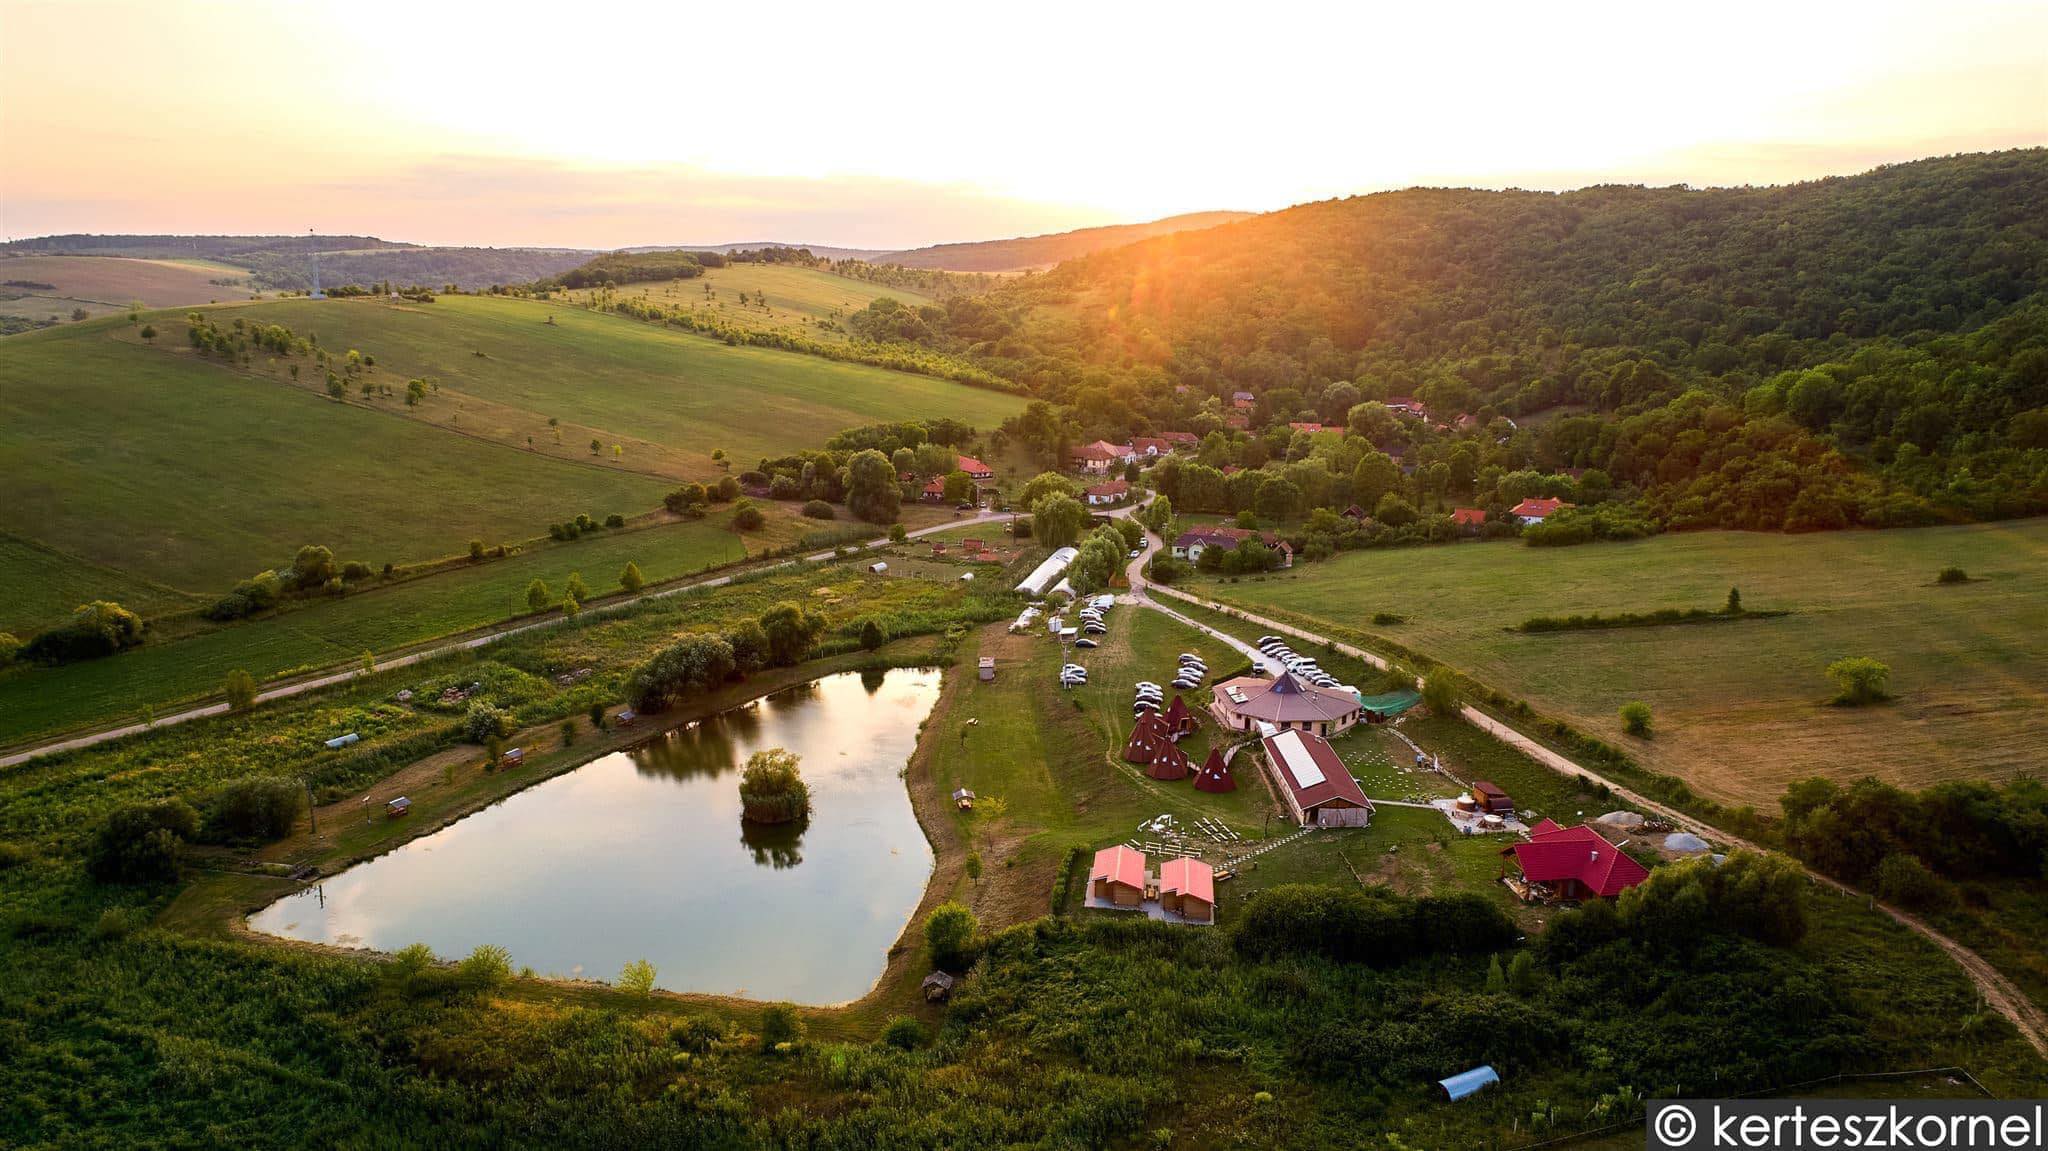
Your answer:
[1074,637,1099,649]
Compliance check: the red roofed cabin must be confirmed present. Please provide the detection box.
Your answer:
[1085,478,1130,506]
[1069,440,1132,474]
[1090,846,1147,908]
[1451,507,1487,529]
[1159,857,1216,923]
[956,455,994,482]
[1509,822,1648,900]
[1261,729,1374,828]
[1131,436,1171,457]
[920,477,947,503]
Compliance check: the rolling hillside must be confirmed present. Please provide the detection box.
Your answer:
[876,211,1253,271]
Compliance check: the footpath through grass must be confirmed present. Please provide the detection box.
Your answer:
[1190,521,2048,807]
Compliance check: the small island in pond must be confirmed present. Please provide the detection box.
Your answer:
[738,748,811,824]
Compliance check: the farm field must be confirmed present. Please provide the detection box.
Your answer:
[0,254,243,309]
[0,511,803,747]
[595,261,934,335]
[0,320,673,605]
[1192,521,2048,807]
[197,293,1023,480]
[0,533,205,636]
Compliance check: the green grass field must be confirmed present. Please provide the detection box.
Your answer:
[579,263,931,341]
[0,533,205,636]
[0,513,800,746]
[0,320,673,610]
[1193,522,2048,807]
[201,293,1019,481]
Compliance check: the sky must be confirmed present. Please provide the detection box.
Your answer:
[2,0,2043,250]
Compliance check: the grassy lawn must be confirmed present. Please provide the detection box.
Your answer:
[586,262,933,339]
[0,319,672,599]
[0,512,799,745]
[1192,521,2048,807]
[195,294,1024,482]
[0,532,205,636]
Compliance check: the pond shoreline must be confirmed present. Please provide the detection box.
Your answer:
[167,634,973,1032]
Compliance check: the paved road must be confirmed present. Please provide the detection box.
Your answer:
[1132,576,2048,1058]
[0,509,1014,770]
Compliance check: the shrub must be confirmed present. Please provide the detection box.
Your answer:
[1619,701,1653,737]
[457,944,513,991]
[732,502,766,531]
[1421,670,1461,717]
[802,499,836,520]
[0,841,34,870]
[856,617,887,651]
[526,579,552,611]
[760,1005,804,1052]
[619,562,645,593]
[0,631,18,665]
[738,749,810,824]
[589,703,607,729]
[925,902,980,971]
[463,702,513,743]
[204,776,300,842]
[604,513,626,528]
[223,668,258,712]
[879,1016,928,1051]
[1936,566,1968,584]
[1826,657,1891,706]
[1235,885,1515,965]
[1873,852,1958,912]
[23,600,145,664]
[627,634,736,713]
[759,602,827,666]
[618,958,657,996]
[87,798,200,884]
[468,539,486,561]
[669,1016,724,1053]
[559,718,577,745]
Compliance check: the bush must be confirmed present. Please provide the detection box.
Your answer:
[1826,657,1891,706]
[463,702,513,743]
[1873,852,1958,912]
[738,748,810,824]
[732,502,766,531]
[1421,670,1461,717]
[604,513,626,528]
[0,841,34,870]
[87,798,200,884]
[879,1016,928,1051]
[23,600,145,664]
[760,1004,804,1051]
[1234,885,1516,965]
[925,902,980,971]
[223,668,258,712]
[1936,566,1969,584]
[627,634,737,713]
[856,617,887,651]
[1620,701,1653,737]
[619,562,645,593]
[618,958,657,996]
[204,776,300,842]
[802,499,836,520]
[457,944,513,991]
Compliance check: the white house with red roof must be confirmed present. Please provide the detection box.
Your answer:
[1260,729,1374,827]
[956,455,994,483]
[1451,507,1487,529]
[920,477,948,503]
[1171,526,1293,567]
[1084,478,1130,506]
[1131,436,1171,457]
[1510,497,1572,525]
[1069,440,1134,474]
[1508,821,1648,900]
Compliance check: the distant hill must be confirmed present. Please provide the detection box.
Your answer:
[876,211,1255,272]
[623,242,896,262]
[0,235,592,292]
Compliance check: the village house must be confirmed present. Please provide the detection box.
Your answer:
[1131,436,1171,457]
[1510,497,1572,524]
[1069,440,1133,474]
[1340,504,1373,523]
[1231,390,1256,410]
[1385,396,1428,418]
[1089,845,1147,907]
[920,477,948,503]
[1158,857,1217,923]
[956,454,994,483]
[1260,729,1374,828]
[1224,413,1250,430]
[1171,525,1293,568]
[1211,670,1362,736]
[1085,478,1130,506]
[1287,421,1334,435]
[1507,819,1648,900]
[1160,431,1199,451]
[1451,507,1487,531]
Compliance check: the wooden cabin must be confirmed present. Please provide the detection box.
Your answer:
[1090,846,1147,908]
[1158,857,1216,923]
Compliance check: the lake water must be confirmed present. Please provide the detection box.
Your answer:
[249,667,939,1004]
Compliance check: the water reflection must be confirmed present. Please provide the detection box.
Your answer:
[248,668,940,1004]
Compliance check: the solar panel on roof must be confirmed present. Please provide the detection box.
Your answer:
[1274,734,1327,789]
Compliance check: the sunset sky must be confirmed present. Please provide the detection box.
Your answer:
[3,0,2043,250]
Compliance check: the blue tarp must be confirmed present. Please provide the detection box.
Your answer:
[1438,1065,1500,1101]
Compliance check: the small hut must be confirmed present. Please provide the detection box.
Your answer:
[385,796,411,818]
[1163,695,1197,739]
[1192,747,1237,792]
[1090,846,1147,907]
[922,971,957,1002]
[1470,780,1513,814]
[952,787,976,811]
[1159,857,1216,923]
[1145,740,1192,781]
[1122,712,1173,765]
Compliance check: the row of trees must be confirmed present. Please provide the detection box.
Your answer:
[625,602,829,713]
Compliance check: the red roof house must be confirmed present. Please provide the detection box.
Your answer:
[1260,729,1374,827]
[1288,421,1332,435]
[1212,672,1361,737]
[1131,436,1171,457]
[1192,747,1236,792]
[921,477,947,503]
[956,455,994,481]
[1510,497,1572,524]
[1451,507,1487,527]
[1090,845,1147,907]
[1159,857,1216,922]
[1510,823,1648,900]
[1085,478,1131,505]
[1160,431,1199,448]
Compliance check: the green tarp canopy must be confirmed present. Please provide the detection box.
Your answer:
[1355,689,1422,717]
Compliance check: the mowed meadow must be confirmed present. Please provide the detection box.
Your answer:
[201,292,1019,479]
[1196,521,2048,807]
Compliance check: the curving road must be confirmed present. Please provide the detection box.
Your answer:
[0,509,1015,770]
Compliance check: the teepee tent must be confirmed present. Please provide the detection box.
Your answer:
[1163,695,1196,739]
[1192,747,1237,792]
[1146,739,1193,781]
[1123,712,1173,765]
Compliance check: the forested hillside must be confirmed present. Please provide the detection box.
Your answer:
[870,150,2048,530]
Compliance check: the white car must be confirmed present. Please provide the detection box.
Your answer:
[1129,549,1142,559]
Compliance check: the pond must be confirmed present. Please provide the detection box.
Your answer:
[250,667,940,1004]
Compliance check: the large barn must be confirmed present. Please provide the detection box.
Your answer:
[1260,729,1374,828]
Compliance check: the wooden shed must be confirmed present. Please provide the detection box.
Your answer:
[1090,846,1146,908]
[922,971,957,1002]
[978,656,996,682]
